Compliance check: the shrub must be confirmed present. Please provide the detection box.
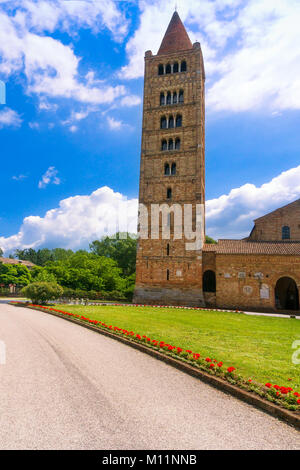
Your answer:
[21,282,63,304]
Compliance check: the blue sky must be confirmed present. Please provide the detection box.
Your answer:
[0,0,300,254]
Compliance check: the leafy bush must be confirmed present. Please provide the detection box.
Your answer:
[21,282,63,304]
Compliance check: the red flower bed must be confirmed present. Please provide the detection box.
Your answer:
[21,303,300,412]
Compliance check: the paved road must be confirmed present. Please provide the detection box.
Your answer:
[0,303,299,450]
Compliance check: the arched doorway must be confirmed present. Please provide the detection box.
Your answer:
[275,277,299,310]
[203,270,216,293]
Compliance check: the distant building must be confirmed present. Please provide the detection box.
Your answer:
[0,257,36,270]
[203,200,300,312]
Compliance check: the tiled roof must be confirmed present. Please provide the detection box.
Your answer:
[202,240,300,255]
[0,257,36,267]
[157,11,193,55]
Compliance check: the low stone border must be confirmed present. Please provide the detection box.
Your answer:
[17,303,300,430]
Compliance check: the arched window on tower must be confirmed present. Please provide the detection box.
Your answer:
[173,92,178,104]
[181,61,187,72]
[175,138,181,150]
[173,62,179,73]
[179,90,184,103]
[158,64,164,75]
[167,269,170,281]
[171,163,176,175]
[160,92,165,106]
[176,114,182,127]
[166,64,171,74]
[282,226,291,240]
[168,138,174,150]
[167,243,170,256]
[169,116,174,128]
[161,139,167,151]
[203,270,216,292]
[166,92,171,105]
[167,187,172,199]
[164,163,170,175]
[160,116,167,129]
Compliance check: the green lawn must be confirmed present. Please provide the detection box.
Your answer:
[54,304,300,390]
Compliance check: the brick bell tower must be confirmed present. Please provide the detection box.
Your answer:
[133,11,206,306]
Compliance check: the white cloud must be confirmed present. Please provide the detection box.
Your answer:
[121,0,300,112]
[13,0,129,41]
[107,116,123,130]
[206,165,300,239]
[0,2,129,107]
[0,186,138,253]
[120,95,142,107]
[1,166,300,254]
[0,108,22,127]
[12,174,27,181]
[38,166,61,189]
[29,121,39,129]
[38,100,58,112]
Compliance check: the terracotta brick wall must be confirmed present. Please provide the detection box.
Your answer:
[214,253,300,311]
[134,43,206,306]
[250,200,300,241]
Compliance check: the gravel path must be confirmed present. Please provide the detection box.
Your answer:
[0,303,299,450]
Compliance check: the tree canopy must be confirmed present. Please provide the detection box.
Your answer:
[89,233,137,277]
[0,263,31,286]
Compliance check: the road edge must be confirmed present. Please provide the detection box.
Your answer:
[17,304,300,430]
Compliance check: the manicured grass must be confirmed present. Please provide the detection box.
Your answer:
[54,304,300,390]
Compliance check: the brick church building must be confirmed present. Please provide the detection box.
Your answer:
[133,11,300,312]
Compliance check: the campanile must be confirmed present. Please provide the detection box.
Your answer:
[133,11,206,306]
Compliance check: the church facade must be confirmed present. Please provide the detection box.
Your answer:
[133,12,300,313]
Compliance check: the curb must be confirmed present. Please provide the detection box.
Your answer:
[22,304,300,430]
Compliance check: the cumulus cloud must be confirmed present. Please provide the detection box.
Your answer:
[107,116,123,130]
[1,166,300,254]
[206,165,300,239]
[38,166,61,189]
[20,0,129,41]
[121,0,300,112]
[0,187,138,253]
[0,108,22,127]
[0,2,131,107]
[120,95,142,107]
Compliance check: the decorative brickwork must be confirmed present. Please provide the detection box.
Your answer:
[133,13,206,306]
[157,11,193,56]
[249,199,300,242]
[133,12,300,312]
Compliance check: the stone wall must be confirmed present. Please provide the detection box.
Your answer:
[213,253,300,311]
[134,42,206,306]
[250,200,300,241]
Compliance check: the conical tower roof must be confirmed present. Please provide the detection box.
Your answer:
[157,11,193,55]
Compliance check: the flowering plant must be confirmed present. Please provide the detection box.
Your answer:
[21,302,300,412]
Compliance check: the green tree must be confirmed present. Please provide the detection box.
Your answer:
[42,251,125,292]
[21,282,63,304]
[0,263,31,286]
[205,235,217,244]
[0,248,3,257]
[33,269,57,283]
[14,248,74,266]
[90,233,137,276]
